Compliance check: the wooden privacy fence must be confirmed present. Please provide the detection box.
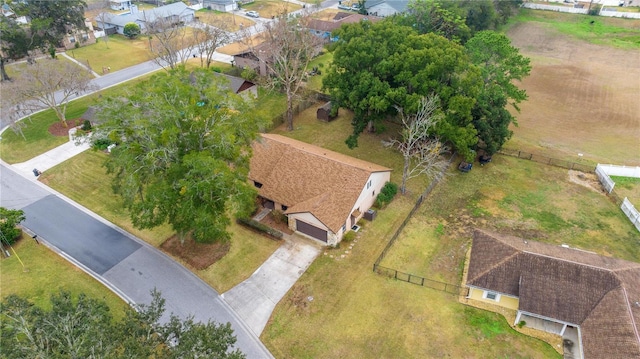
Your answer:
[374,264,469,296]
[498,149,595,172]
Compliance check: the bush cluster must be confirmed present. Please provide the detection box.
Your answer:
[237,217,283,239]
[375,181,398,208]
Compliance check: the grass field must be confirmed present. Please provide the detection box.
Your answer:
[196,9,255,32]
[0,233,128,317]
[67,35,153,73]
[382,156,640,283]
[242,0,302,19]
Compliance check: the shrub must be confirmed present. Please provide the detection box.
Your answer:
[241,66,257,81]
[272,210,287,224]
[342,231,356,242]
[210,66,222,73]
[375,181,398,208]
[0,208,25,245]
[237,218,283,240]
[123,23,141,39]
[92,137,115,151]
[517,320,526,329]
[81,120,92,131]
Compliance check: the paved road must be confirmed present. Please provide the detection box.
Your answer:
[0,162,274,358]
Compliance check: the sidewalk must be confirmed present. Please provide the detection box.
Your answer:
[12,139,90,180]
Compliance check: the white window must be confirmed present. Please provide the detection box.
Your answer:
[483,291,500,302]
[69,36,76,43]
[366,179,372,189]
[341,224,346,232]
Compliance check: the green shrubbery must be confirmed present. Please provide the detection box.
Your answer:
[0,208,25,245]
[237,217,283,239]
[375,182,398,208]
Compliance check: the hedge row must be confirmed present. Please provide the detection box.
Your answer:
[237,217,284,240]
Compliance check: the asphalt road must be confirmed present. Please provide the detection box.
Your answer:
[0,163,274,358]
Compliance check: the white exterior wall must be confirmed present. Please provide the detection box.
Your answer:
[350,171,391,226]
[367,3,400,17]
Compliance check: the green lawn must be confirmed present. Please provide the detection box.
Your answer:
[261,189,559,358]
[242,0,302,18]
[39,150,281,292]
[196,9,255,32]
[67,34,153,73]
[509,8,640,49]
[305,50,333,92]
[1,233,128,317]
[0,75,152,164]
[382,156,640,284]
[611,175,640,208]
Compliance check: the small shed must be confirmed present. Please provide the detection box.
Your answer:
[317,101,337,122]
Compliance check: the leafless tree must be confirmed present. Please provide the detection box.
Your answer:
[244,14,322,131]
[193,22,230,69]
[0,85,30,140]
[384,95,450,194]
[147,17,197,71]
[91,0,113,49]
[7,58,97,127]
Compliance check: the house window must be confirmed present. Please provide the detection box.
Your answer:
[254,181,263,188]
[372,190,375,197]
[483,291,500,302]
[281,205,288,211]
[69,36,76,43]
[341,224,346,232]
[82,33,89,41]
[366,179,372,189]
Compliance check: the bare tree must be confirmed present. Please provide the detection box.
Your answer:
[7,58,97,127]
[384,95,450,194]
[245,14,322,131]
[91,0,113,49]
[147,17,197,71]
[0,85,30,140]
[193,21,230,69]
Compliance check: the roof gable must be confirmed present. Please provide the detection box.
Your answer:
[249,134,391,232]
[467,230,640,359]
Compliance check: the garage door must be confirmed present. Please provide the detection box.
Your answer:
[296,220,327,242]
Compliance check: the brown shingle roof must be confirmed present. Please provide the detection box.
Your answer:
[467,229,640,359]
[249,134,391,232]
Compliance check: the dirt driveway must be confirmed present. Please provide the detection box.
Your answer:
[506,22,640,166]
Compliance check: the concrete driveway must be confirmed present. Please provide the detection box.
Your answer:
[222,234,321,336]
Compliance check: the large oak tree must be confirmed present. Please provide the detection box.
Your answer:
[323,20,482,159]
[465,30,531,155]
[96,68,268,243]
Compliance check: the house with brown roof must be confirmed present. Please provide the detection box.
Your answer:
[249,134,391,245]
[305,13,382,42]
[465,229,640,359]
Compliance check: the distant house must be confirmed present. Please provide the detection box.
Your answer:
[465,230,640,359]
[364,0,409,17]
[305,12,382,42]
[249,134,392,245]
[213,73,257,99]
[61,19,97,50]
[110,0,132,11]
[96,2,195,35]
[203,0,237,12]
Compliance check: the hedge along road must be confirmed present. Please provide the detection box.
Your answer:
[0,162,274,359]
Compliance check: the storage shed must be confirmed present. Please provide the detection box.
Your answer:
[316,101,337,122]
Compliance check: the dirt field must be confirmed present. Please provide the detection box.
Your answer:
[506,22,640,166]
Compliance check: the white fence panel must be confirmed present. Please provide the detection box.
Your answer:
[600,9,640,18]
[597,164,640,178]
[621,198,640,232]
[522,3,589,14]
[94,30,106,39]
[595,165,615,193]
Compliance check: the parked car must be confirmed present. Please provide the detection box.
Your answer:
[245,10,259,18]
[338,4,351,10]
[351,3,361,11]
